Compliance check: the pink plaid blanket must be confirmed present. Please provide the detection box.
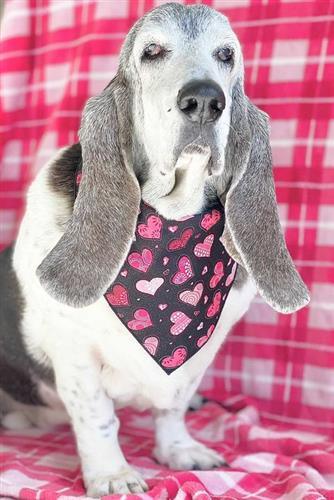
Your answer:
[0,0,333,498]
[1,401,334,499]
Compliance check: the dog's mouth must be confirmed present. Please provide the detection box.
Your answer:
[175,132,223,176]
[141,130,222,206]
[173,121,225,175]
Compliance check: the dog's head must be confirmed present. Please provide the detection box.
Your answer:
[37,3,309,313]
[122,4,240,180]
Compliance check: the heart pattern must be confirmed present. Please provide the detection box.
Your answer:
[194,234,214,258]
[106,284,129,306]
[127,309,152,330]
[170,311,192,335]
[179,283,203,306]
[200,209,221,231]
[161,347,187,368]
[138,215,162,239]
[168,228,194,251]
[210,261,225,288]
[128,248,153,273]
[197,324,215,348]
[143,336,159,356]
[83,196,235,373]
[207,291,222,318]
[172,256,194,285]
[136,277,164,296]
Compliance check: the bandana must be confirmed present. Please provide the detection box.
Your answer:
[75,172,237,374]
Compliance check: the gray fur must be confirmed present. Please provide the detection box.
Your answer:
[37,79,141,307]
[222,80,310,313]
[139,3,214,39]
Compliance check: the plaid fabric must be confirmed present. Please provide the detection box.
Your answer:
[1,401,334,500]
[0,0,334,498]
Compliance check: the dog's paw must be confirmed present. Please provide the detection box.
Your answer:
[85,468,148,497]
[154,441,226,470]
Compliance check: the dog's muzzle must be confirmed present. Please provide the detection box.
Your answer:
[177,79,225,124]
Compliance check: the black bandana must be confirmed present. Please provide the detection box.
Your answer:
[76,172,237,374]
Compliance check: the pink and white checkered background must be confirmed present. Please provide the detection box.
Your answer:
[1,1,334,498]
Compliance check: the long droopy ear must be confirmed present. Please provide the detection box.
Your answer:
[37,78,141,307]
[222,81,310,313]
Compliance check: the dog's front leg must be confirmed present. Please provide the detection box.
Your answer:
[153,402,225,470]
[53,357,147,496]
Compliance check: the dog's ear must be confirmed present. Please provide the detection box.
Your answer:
[222,80,310,313]
[37,77,141,307]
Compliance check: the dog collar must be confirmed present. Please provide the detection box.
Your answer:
[75,172,237,374]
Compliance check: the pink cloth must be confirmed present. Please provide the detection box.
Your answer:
[1,401,334,499]
[0,0,333,498]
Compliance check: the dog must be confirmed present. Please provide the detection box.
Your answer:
[0,3,310,496]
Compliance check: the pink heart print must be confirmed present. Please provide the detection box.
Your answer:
[179,283,204,306]
[161,346,187,368]
[200,209,221,231]
[202,266,208,275]
[163,256,169,265]
[170,311,192,335]
[106,284,129,306]
[138,215,162,239]
[226,262,237,287]
[136,277,164,296]
[209,261,225,288]
[207,291,222,318]
[168,225,178,233]
[168,228,194,252]
[120,269,128,277]
[127,309,153,330]
[194,234,214,258]
[158,303,167,311]
[197,324,215,348]
[143,336,159,355]
[172,256,194,285]
[128,248,153,272]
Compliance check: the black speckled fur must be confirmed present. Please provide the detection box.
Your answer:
[0,248,53,406]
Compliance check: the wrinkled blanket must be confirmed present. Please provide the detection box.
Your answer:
[1,399,334,499]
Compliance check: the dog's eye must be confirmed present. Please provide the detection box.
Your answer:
[142,43,165,61]
[216,46,234,63]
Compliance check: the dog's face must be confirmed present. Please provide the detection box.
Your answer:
[37,3,310,315]
[125,5,241,178]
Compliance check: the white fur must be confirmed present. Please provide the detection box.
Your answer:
[10,151,256,495]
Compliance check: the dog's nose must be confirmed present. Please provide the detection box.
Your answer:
[177,80,225,124]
